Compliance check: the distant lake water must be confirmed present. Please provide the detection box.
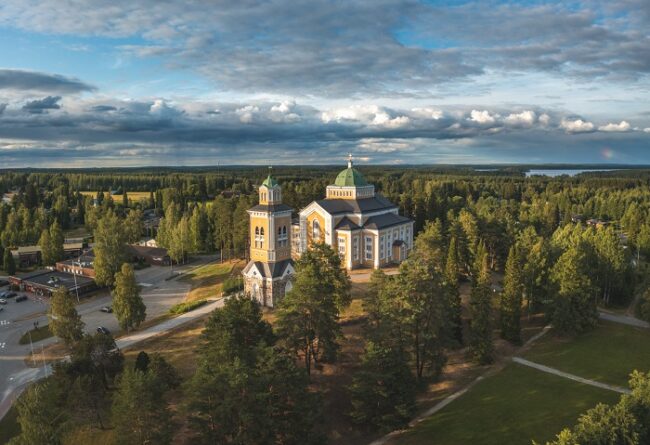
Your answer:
[525,169,615,177]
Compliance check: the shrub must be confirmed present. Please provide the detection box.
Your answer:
[169,299,207,315]
[222,276,244,295]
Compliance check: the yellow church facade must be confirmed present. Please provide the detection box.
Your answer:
[243,158,414,307]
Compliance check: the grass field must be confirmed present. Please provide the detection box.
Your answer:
[179,260,243,302]
[0,406,20,444]
[19,325,53,344]
[394,363,620,445]
[523,321,650,387]
[79,191,151,201]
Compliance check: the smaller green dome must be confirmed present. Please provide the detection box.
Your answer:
[334,167,368,187]
[262,174,279,188]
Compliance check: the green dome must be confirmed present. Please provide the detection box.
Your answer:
[262,174,279,188]
[334,167,368,187]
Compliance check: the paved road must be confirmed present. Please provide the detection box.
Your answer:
[512,357,630,394]
[0,255,218,422]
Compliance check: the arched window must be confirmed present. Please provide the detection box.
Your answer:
[260,227,265,248]
[278,225,288,247]
[255,226,260,248]
[312,220,321,240]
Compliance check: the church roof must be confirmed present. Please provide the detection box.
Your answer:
[261,174,279,188]
[316,194,396,215]
[243,258,293,279]
[363,213,412,230]
[334,167,368,187]
[335,217,360,231]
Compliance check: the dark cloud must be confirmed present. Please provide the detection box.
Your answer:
[89,105,117,112]
[0,97,647,166]
[22,96,62,114]
[0,69,95,93]
[0,103,7,115]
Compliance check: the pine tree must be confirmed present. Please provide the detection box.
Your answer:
[349,342,417,432]
[445,236,463,344]
[276,243,351,374]
[134,351,150,372]
[48,287,84,346]
[9,380,68,445]
[4,248,16,275]
[38,228,53,266]
[469,241,494,364]
[49,221,64,264]
[111,368,173,445]
[94,210,126,287]
[550,242,598,335]
[500,245,523,344]
[112,263,146,332]
[123,209,143,244]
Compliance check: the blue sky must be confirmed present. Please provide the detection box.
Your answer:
[0,0,648,167]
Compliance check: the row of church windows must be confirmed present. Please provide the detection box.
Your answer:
[254,225,288,248]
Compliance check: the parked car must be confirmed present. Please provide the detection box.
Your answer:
[15,295,28,302]
[0,279,9,287]
[100,306,113,313]
[4,292,17,299]
[0,299,6,304]
[97,326,110,335]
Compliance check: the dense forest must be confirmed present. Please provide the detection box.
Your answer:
[3,166,650,444]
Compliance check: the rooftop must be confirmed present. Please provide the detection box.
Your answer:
[333,155,368,187]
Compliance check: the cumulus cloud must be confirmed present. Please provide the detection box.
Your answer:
[560,118,595,133]
[0,69,95,93]
[645,128,650,133]
[22,96,62,114]
[504,110,536,127]
[598,120,632,132]
[469,110,497,125]
[0,95,648,166]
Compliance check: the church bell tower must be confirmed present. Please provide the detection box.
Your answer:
[242,168,294,307]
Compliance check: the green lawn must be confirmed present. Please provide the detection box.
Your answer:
[523,321,650,387]
[0,406,20,444]
[18,325,53,345]
[394,363,619,445]
[179,260,241,302]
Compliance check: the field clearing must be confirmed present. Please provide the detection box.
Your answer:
[179,260,243,303]
[393,363,619,445]
[79,191,151,201]
[523,320,650,387]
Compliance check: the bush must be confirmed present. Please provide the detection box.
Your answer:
[169,299,207,315]
[222,276,244,295]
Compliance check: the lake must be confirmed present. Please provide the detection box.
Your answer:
[525,169,616,177]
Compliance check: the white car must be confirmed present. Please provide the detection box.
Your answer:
[0,299,6,305]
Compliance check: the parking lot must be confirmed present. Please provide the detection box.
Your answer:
[1,257,217,421]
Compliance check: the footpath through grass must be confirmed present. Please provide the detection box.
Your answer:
[523,320,650,387]
[394,363,619,445]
